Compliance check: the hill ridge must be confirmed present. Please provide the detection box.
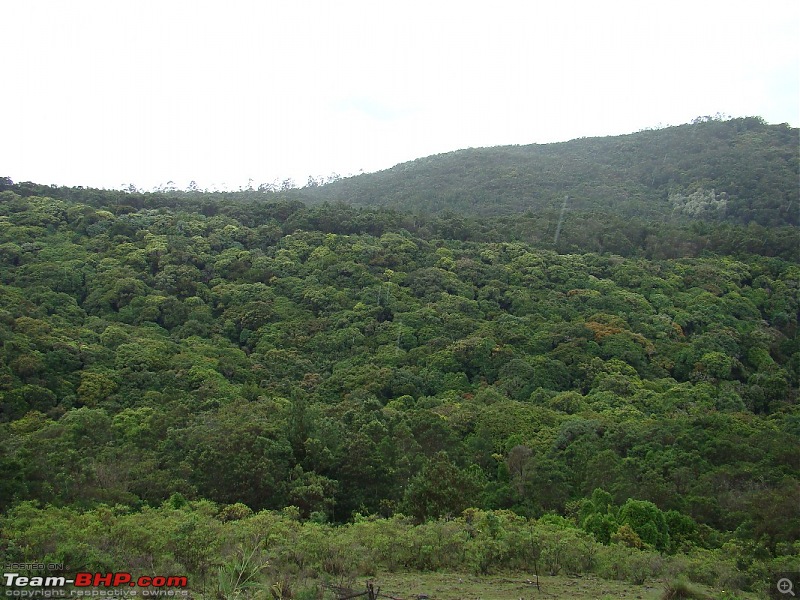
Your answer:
[306,116,799,227]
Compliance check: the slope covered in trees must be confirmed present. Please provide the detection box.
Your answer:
[0,180,796,596]
[307,116,798,227]
[0,117,797,597]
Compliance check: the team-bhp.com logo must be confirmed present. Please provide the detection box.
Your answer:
[4,573,188,597]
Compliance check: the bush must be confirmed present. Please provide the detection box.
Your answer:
[661,578,710,599]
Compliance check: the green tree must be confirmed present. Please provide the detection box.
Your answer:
[402,451,480,521]
[618,499,670,552]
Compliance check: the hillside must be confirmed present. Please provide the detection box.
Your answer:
[0,118,798,598]
[0,185,797,597]
[307,116,799,226]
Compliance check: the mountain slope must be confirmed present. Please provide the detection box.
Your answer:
[307,116,799,226]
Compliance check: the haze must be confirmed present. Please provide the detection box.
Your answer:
[2,0,798,190]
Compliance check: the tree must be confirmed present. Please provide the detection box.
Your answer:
[402,451,480,522]
[617,499,670,553]
[173,400,293,510]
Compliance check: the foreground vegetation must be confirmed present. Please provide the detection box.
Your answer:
[0,117,797,598]
[0,503,769,598]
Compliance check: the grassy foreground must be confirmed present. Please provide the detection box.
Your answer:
[324,572,754,600]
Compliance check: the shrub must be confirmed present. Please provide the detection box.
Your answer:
[661,578,710,599]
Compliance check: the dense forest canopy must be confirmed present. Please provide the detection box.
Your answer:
[0,115,797,598]
[306,116,799,226]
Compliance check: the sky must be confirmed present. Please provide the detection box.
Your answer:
[2,0,798,191]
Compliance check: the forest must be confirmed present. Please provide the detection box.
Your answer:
[0,116,798,599]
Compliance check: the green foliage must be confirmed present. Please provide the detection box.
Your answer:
[0,153,797,597]
[401,451,481,521]
[308,117,798,231]
[0,503,771,595]
[215,537,271,600]
[661,578,711,600]
[618,499,670,552]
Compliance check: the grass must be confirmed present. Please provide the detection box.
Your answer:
[328,572,758,600]
[349,572,662,600]
[661,578,712,599]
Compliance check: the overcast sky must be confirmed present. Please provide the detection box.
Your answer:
[3,0,798,191]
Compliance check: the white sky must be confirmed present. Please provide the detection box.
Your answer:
[2,0,798,191]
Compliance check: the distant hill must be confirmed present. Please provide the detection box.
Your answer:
[2,116,796,258]
[306,116,799,227]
